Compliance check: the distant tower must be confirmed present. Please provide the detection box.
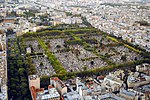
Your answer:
[76,77,79,91]
[79,87,82,96]
[76,78,83,96]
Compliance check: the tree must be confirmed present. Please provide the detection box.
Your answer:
[56,45,61,48]
[18,68,25,76]
[90,61,94,65]
[121,55,127,61]
[9,11,17,16]
[11,90,17,96]
[6,28,14,35]
[83,66,87,71]
[65,12,72,16]
[40,62,44,66]
[38,44,41,49]
[41,76,50,88]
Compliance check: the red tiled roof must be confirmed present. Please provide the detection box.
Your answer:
[48,85,54,89]
[30,86,45,100]
[51,77,60,81]
[30,86,37,100]
[51,77,66,88]
[36,88,44,93]
[60,96,64,100]
[97,76,105,80]
[88,81,94,85]
[139,77,146,81]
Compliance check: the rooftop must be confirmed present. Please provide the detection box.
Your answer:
[120,89,136,97]
[98,93,125,100]
[29,75,39,80]
[30,85,60,100]
[51,77,66,88]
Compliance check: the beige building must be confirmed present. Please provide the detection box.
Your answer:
[127,72,150,88]
[29,75,60,100]
[136,63,150,75]
[102,71,124,92]
[50,77,67,95]
[119,89,145,100]
[29,75,40,89]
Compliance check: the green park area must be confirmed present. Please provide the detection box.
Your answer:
[7,25,150,98]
